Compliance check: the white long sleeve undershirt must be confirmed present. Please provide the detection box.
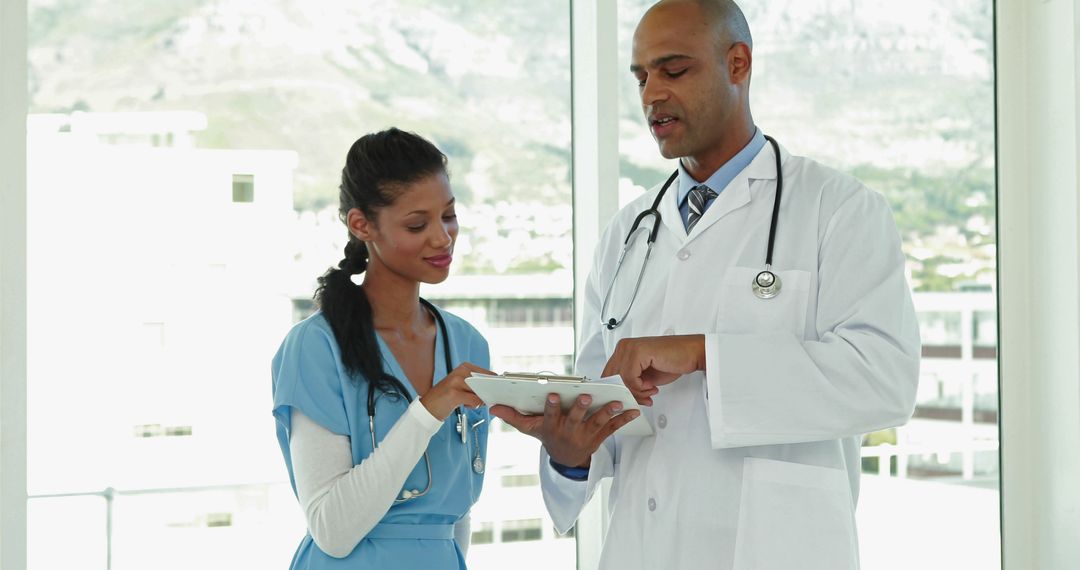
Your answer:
[288,401,473,559]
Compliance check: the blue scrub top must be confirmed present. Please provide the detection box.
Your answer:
[271,307,490,569]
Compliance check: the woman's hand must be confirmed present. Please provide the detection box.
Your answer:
[419,362,493,420]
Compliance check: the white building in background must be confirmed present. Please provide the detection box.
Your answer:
[26,111,304,570]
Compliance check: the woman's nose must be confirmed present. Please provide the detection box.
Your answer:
[431,224,453,248]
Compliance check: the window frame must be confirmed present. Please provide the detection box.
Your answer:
[1,0,28,567]
[231,173,255,203]
[5,1,1080,569]
[995,0,1080,567]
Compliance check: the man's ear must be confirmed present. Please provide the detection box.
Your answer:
[728,42,752,84]
[347,208,376,241]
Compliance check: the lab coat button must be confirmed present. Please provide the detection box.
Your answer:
[677,249,691,260]
[648,498,657,511]
[658,415,667,429]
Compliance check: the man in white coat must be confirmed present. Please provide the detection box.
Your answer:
[490,1,921,568]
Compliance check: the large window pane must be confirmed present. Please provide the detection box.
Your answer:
[27,2,572,569]
[28,496,106,568]
[617,2,998,569]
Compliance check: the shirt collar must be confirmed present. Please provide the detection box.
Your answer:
[676,127,767,206]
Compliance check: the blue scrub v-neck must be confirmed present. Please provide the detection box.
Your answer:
[374,313,447,399]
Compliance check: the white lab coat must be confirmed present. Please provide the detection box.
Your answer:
[540,141,920,570]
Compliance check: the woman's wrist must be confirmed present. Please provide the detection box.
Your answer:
[419,393,450,421]
[408,398,445,432]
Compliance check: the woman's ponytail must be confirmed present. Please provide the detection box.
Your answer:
[316,238,399,392]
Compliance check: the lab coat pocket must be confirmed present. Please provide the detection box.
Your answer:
[718,267,810,338]
[733,457,858,570]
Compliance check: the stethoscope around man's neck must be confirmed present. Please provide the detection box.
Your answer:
[600,135,785,331]
[366,298,485,504]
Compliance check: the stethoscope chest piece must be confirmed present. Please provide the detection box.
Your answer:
[752,269,782,300]
[454,413,486,473]
[469,418,486,474]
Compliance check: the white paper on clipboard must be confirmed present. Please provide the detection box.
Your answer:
[465,373,653,436]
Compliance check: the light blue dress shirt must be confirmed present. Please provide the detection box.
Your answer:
[676,128,767,230]
[272,307,490,569]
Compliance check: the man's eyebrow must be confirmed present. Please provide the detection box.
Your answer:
[630,54,693,73]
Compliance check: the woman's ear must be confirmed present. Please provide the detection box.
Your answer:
[347,208,376,241]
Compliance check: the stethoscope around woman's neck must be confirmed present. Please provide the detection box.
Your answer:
[366,298,485,504]
[600,135,785,331]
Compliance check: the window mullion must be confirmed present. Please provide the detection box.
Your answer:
[0,0,29,568]
[570,0,620,568]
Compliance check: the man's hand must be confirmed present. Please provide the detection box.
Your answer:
[490,394,640,468]
[602,335,706,406]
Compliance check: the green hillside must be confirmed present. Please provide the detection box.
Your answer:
[29,0,572,211]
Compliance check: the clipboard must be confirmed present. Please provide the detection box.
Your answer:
[466,372,653,436]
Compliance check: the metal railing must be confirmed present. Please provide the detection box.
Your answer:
[27,481,288,570]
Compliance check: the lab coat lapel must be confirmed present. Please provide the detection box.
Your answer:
[683,141,784,243]
[657,176,687,240]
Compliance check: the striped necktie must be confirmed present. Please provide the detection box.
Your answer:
[687,184,718,233]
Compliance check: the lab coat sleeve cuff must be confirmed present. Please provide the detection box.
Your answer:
[703,332,728,448]
[539,444,614,534]
[406,399,445,435]
[549,458,591,481]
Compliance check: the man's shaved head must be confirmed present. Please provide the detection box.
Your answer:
[650,0,753,52]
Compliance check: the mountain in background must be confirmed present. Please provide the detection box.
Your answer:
[28,0,996,290]
[29,0,572,211]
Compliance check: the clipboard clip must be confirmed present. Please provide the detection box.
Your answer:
[501,371,586,384]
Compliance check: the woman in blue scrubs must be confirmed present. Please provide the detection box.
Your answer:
[272,128,493,568]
